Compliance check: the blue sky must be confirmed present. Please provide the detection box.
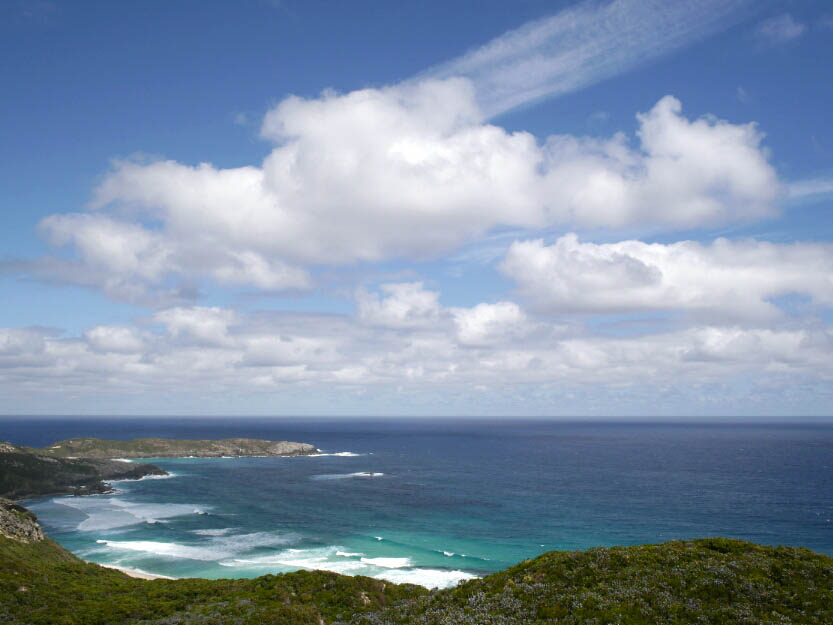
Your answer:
[1,0,832,417]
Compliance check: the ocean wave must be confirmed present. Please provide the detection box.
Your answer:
[373,568,478,589]
[97,539,228,561]
[310,472,384,480]
[221,546,369,575]
[111,458,134,463]
[360,556,412,568]
[309,451,364,457]
[55,497,211,531]
[109,472,177,484]
[95,530,294,562]
[216,545,477,588]
[191,528,236,536]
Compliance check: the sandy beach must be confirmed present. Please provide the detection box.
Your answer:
[100,563,174,580]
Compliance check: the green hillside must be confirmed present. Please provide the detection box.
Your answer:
[1,498,831,625]
[0,504,424,625]
[347,537,833,624]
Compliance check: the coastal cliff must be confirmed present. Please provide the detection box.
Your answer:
[35,437,318,459]
[0,442,167,500]
[0,498,44,543]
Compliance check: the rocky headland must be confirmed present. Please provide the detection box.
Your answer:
[0,441,167,500]
[35,436,318,459]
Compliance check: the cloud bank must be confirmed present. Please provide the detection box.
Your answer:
[502,235,833,320]
[29,86,777,303]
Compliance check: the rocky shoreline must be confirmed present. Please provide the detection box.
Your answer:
[35,437,318,459]
[0,442,168,500]
[1,436,318,500]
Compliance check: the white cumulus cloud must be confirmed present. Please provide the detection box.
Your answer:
[501,234,833,320]
[30,87,778,304]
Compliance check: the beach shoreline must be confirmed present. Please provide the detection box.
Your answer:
[100,563,174,580]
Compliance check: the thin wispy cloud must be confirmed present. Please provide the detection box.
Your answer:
[756,13,806,44]
[787,177,833,201]
[429,0,755,118]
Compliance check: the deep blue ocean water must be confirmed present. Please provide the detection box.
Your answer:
[2,417,832,588]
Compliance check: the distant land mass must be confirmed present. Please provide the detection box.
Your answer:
[1,497,832,624]
[0,441,166,499]
[33,436,318,459]
[0,436,317,499]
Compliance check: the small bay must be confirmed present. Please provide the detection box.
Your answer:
[4,417,832,588]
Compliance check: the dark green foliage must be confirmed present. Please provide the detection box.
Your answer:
[346,538,833,625]
[2,523,831,624]
[0,533,425,625]
[0,448,166,499]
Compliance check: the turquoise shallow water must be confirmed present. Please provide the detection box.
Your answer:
[6,418,833,588]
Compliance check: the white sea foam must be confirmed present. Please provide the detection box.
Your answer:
[56,497,211,531]
[98,531,291,560]
[373,568,479,589]
[360,556,412,568]
[309,451,363,457]
[98,539,228,561]
[111,458,134,463]
[310,472,384,480]
[443,551,455,557]
[335,551,363,557]
[221,546,368,575]
[108,472,176,484]
[191,528,236,536]
[375,536,383,541]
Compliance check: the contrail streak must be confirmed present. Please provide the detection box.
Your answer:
[428,0,756,118]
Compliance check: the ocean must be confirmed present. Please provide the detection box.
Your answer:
[3,417,832,588]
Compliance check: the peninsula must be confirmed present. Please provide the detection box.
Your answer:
[1,436,316,499]
[0,441,166,500]
[34,436,318,459]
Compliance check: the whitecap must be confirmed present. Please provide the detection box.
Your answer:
[213,531,298,550]
[373,568,479,589]
[309,451,363,457]
[191,528,236,537]
[108,472,176,484]
[111,458,134,463]
[360,556,411,568]
[310,472,384,480]
[442,551,455,557]
[98,539,228,561]
[221,546,368,575]
[336,551,363,557]
[56,497,211,531]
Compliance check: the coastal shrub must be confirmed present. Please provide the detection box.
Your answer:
[2,533,832,624]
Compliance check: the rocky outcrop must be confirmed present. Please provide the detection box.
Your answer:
[37,437,318,459]
[0,498,44,543]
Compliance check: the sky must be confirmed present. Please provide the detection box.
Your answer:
[1,0,832,418]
